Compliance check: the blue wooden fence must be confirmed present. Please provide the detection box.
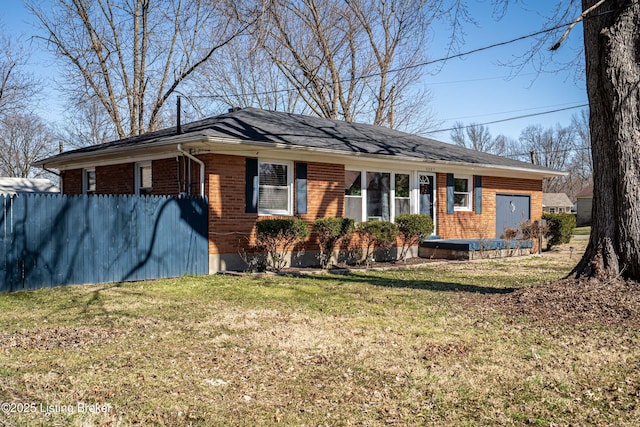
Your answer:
[0,194,208,292]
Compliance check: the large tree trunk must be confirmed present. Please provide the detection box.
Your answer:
[571,0,640,280]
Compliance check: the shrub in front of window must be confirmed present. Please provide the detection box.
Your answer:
[542,213,576,250]
[312,218,355,269]
[255,218,310,271]
[356,220,399,264]
[395,214,434,261]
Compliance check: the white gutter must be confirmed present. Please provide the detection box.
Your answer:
[177,144,205,198]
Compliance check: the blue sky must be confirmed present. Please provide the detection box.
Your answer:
[3,0,586,144]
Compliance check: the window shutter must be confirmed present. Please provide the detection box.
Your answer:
[245,158,258,213]
[296,162,308,215]
[475,175,482,214]
[446,173,454,214]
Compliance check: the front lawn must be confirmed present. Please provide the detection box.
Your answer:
[1,242,639,426]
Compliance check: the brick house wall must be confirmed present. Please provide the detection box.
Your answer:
[203,154,344,256]
[96,163,135,194]
[435,173,542,239]
[60,153,544,269]
[61,169,82,195]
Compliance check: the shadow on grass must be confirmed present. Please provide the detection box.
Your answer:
[294,271,516,294]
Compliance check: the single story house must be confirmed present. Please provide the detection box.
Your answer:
[542,192,573,213]
[0,177,59,195]
[576,184,593,226]
[35,107,563,272]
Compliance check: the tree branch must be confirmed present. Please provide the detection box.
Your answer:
[550,0,607,51]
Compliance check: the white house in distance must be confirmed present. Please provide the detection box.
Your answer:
[576,184,593,226]
[0,178,59,196]
[542,192,573,214]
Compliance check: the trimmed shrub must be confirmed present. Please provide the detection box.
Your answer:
[255,218,310,271]
[543,213,576,249]
[356,220,399,263]
[395,214,434,261]
[312,217,355,268]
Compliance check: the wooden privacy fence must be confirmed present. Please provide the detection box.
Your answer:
[0,194,208,292]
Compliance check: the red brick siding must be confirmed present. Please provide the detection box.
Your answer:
[435,173,542,239]
[297,162,345,252]
[205,156,345,256]
[61,169,82,195]
[95,163,135,194]
[150,158,180,195]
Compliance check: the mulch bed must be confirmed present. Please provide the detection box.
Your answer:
[466,277,640,328]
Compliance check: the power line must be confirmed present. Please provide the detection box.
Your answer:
[189,21,576,100]
[427,104,589,134]
[439,101,588,122]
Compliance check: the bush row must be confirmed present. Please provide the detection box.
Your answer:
[252,214,434,271]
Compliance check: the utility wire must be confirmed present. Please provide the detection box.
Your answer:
[188,21,576,100]
[427,104,588,134]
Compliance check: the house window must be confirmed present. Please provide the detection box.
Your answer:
[345,170,363,222]
[258,161,292,215]
[135,161,152,195]
[367,172,391,221]
[454,176,472,211]
[394,173,410,217]
[83,168,96,194]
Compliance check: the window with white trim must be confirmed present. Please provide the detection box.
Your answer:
[135,161,153,195]
[258,161,292,215]
[367,172,391,221]
[454,176,472,211]
[83,168,96,194]
[394,173,410,217]
[345,170,363,222]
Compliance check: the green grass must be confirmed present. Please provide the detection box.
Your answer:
[573,226,591,235]
[1,245,639,426]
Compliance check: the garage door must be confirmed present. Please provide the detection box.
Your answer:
[495,194,531,238]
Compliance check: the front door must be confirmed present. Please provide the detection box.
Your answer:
[419,173,436,233]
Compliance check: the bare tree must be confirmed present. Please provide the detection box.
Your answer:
[58,96,116,149]
[569,108,592,186]
[0,31,38,118]
[207,0,456,131]
[450,121,506,155]
[193,35,308,114]
[28,0,257,139]
[0,114,56,178]
[519,123,576,194]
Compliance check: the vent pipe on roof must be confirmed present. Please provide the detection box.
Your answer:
[228,106,242,113]
[529,150,537,165]
[177,96,183,134]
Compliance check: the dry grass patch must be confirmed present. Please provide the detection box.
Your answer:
[1,243,639,425]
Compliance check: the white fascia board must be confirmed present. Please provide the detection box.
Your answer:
[36,133,209,171]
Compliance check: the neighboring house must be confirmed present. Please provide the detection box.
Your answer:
[0,177,59,195]
[34,107,564,272]
[542,193,573,214]
[576,184,593,226]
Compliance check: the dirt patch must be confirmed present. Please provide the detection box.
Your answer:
[0,326,120,350]
[466,277,640,328]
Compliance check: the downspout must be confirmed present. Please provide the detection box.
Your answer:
[42,164,62,193]
[177,144,205,198]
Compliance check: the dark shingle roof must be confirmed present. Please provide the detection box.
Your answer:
[38,108,560,173]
